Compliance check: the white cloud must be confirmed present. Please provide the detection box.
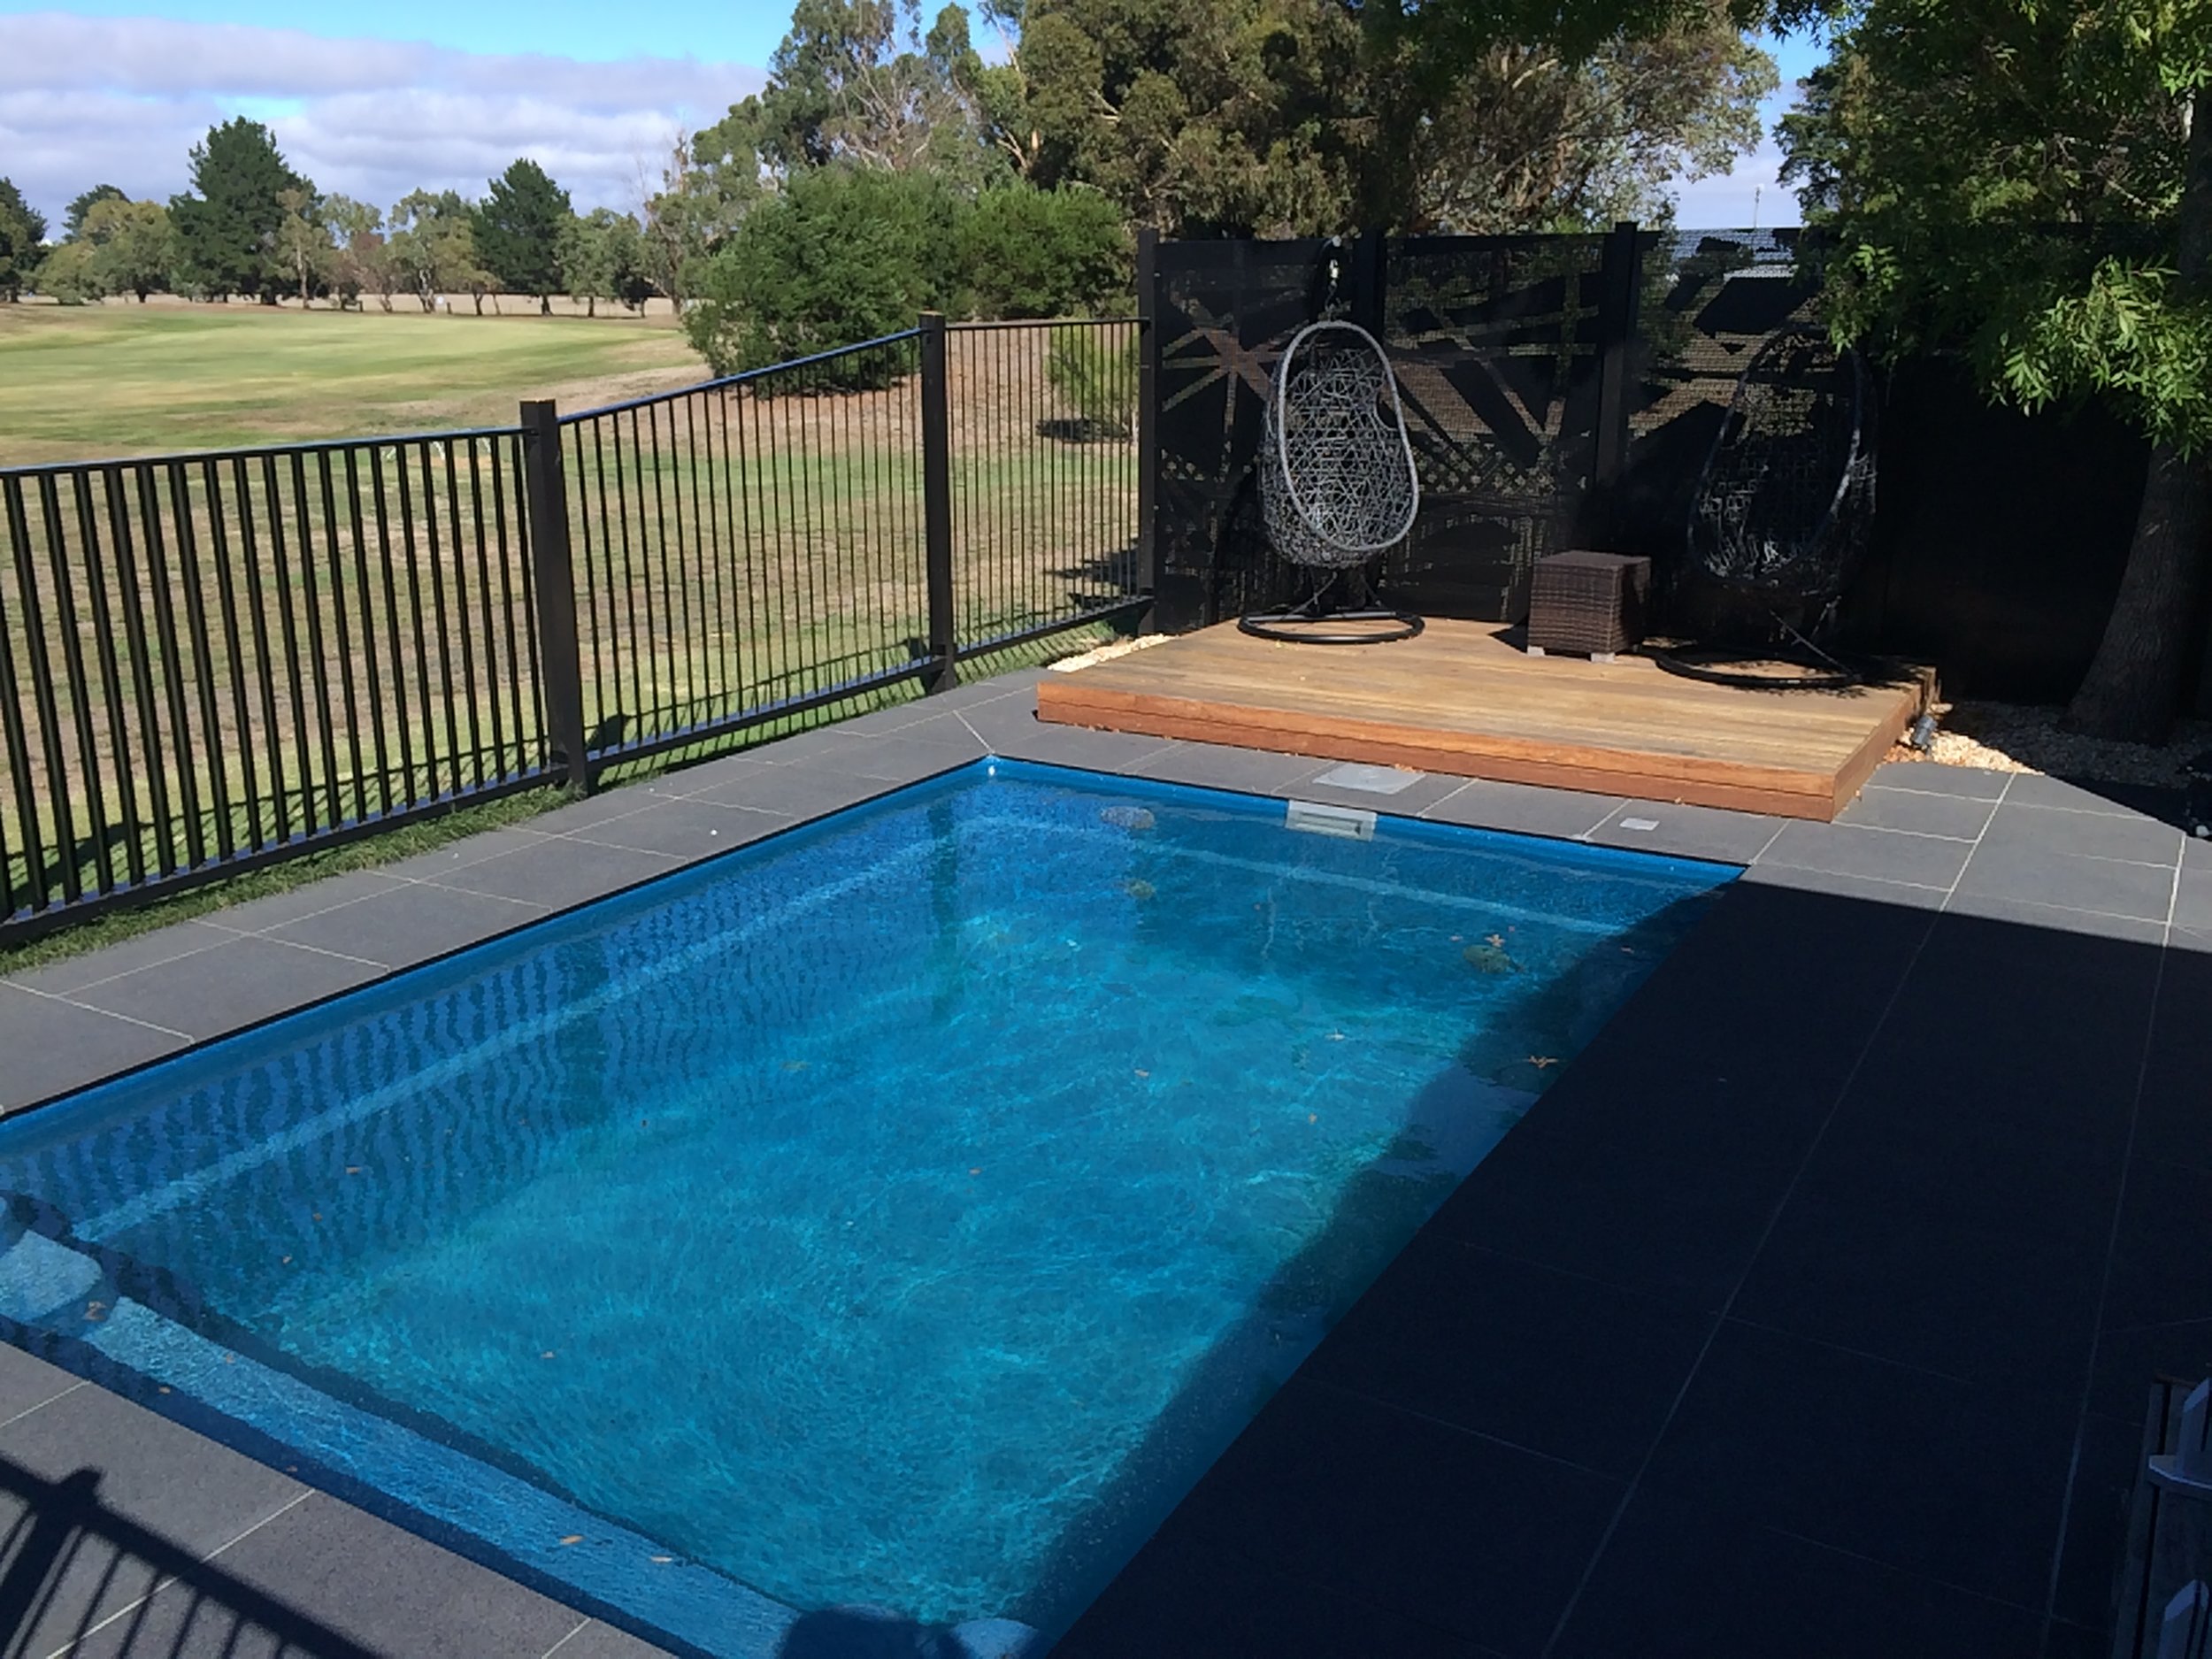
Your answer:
[0,12,764,223]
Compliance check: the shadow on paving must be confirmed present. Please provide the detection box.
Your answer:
[0,1454,375,1659]
[1050,879,2210,1659]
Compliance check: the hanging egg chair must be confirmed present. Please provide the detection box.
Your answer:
[1240,319,1425,644]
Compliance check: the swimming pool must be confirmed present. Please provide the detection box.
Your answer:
[0,760,1731,1655]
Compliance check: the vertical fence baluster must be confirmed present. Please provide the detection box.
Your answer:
[0,483,52,912]
[230,457,288,847]
[35,476,110,896]
[167,461,234,864]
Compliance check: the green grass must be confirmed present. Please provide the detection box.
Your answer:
[0,623,1123,977]
[0,303,700,464]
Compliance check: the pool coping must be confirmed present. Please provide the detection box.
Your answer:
[2,662,2208,1657]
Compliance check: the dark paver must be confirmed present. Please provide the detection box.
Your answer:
[1302,1234,1715,1478]
[422,838,685,910]
[1165,1378,1624,1655]
[1129,741,1328,795]
[1732,1190,2103,1386]
[375,826,554,881]
[1944,889,2173,944]
[0,1342,82,1421]
[798,726,989,783]
[1736,861,1950,908]
[0,986,188,1110]
[1290,764,1470,816]
[1418,778,1624,840]
[1053,1510,1502,1659]
[676,762,895,819]
[2174,864,2212,932]
[65,934,385,1041]
[1835,783,1999,838]
[1549,1487,2047,1659]
[1952,839,2177,922]
[193,871,414,935]
[2003,772,2147,815]
[69,1490,591,1659]
[2133,947,2212,1174]
[1979,801,2185,864]
[565,797,799,862]
[1755,819,1976,887]
[1584,800,1784,864]
[549,1621,681,1659]
[1869,759,2012,800]
[0,1383,307,1657]
[268,883,548,965]
[1639,1320,2077,1609]
[4,918,241,997]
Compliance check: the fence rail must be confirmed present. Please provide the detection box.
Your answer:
[1,310,1150,941]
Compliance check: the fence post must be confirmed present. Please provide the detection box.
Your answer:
[1350,227,1386,336]
[1593,219,1642,507]
[518,399,592,795]
[1134,226,1160,626]
[918,311,959,694]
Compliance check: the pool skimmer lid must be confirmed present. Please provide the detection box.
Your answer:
[1286,800,1377,840]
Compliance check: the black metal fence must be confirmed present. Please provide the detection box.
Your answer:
[0,314,1148,941]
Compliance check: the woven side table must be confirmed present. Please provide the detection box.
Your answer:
[1526,549,1653,662]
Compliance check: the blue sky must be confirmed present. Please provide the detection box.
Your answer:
[0,4,1826,228]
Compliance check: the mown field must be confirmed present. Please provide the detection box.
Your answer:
[0,309,1141,926]
[0,303,704,465]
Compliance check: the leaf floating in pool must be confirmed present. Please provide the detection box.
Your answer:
[559,1535,583,1547]
[1133,1068,1149,1079]
[1463,942,1520,975]
[1486,933,1505,949]
[1122,878,1156,901]
[1308,1113,1318,1124]
[280,1256,292,1266]
[1326,1031,1346,1041]
[781,1060,809,1072]
[1098,805,1155,831]
[969,1167,982,1177]
[345,1166,362,1175]
[541,1350,556,1360]
[1527,1055,1559,1069]
[651,1555,674,1564]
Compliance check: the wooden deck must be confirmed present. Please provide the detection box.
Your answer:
[1034,619,1924,821]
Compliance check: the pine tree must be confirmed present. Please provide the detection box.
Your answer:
[473,160,572,312]
[169,119,308,301]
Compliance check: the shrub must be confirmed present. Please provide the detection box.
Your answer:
[36,242,104,305]
[961,187,1133,319]
[683,166,969,388]
[1045,325,1139,439]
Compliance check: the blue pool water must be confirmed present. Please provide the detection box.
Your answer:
[0,760,1730,1654]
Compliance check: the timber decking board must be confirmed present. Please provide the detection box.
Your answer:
[1033,619,1920,821]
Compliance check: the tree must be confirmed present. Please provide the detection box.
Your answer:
[641,132,762,309]
[169,119,308,301]
[80,198,173,301]
[1781,1,2212,741]
[274,187,330,306]
[473,160,570,312]
[0,179,48,302]
[63,184,125,242]
[36,241,104,304]
[558,208,647,317]
[322,196,388,310]
[961,185,1131,315]
[683,164,968,377]
[388,190,488,311]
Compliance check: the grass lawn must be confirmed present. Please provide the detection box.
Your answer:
[0,302,703,465]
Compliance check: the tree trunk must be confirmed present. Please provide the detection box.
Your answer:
[541,294,551,316]
[2066,88,2212,741]
[2063,444,2212,741]
[585,296,595,318]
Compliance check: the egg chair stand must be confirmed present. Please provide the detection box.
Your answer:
[1651,324,1878,692]
[1240,319,1425,646]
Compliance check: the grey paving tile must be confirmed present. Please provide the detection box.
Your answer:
[546,1621,679,1658]
[568,798,798,861]
[0,1340,82,1421]
[70,1491,584,1659]
[1585,800,1782,864]
[1868,760,2012,800]
[1952,840,2177,923]
[1835,785,1998,839]
[267,884,549,966]
[796,728,987,784]
[0,1382,307,1659]
[422,838,685,910]
[2174,865,2212,933]
[978,719,1175,772]
[0,986,189,1109]
[197,872,412,935]
[524,789,664,837]
[2172,920,2212,956]
[2003,772,2144,816]
[1130,741,1327,794]
[4,919,239,996]
[1736,863,1950,910]
[1755,820,1975,888]
[680,763,895,818]
[2185,831,2212,870]
[1289,763,1471,817]
[1419,778,1625,840]
[651,753,779,801]
[375,826,553,881]
[66,935,384,1041]
[1979,802,2184,865]
[1940,888,2172,945]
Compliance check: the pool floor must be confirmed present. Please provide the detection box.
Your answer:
[0,761,1730,1653]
